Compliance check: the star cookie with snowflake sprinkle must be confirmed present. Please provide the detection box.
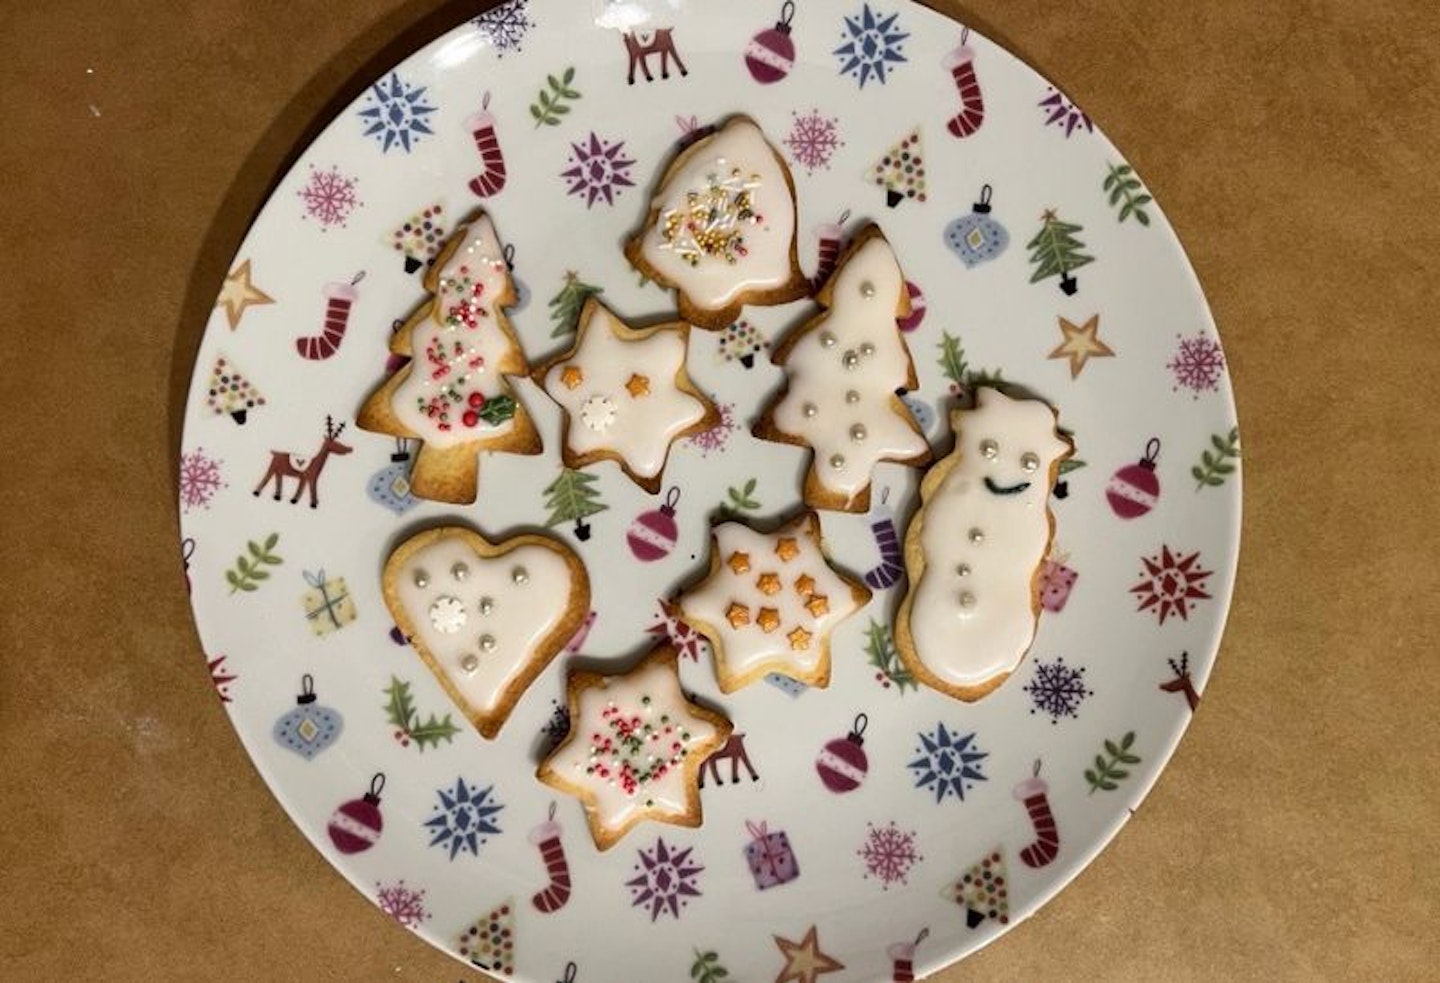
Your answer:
[538,644,732,851]
[534,298,719,494]
[678,511,871,693]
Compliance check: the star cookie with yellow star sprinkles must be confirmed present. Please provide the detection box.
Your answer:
[678,511,871,693]
[538,643,733,851]
[535,298,719,493]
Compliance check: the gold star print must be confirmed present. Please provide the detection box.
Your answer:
[216,259,274,330]
[794,574,816,597]
[787,626,812,651]
[728,551,751,575]
[774,925,845,983]
[805,594,830,618]
[1048,315,1115,379]
[560,365,584,390]
[625,373,651,398]
[775,537,800,562]
[726,602,751,628]
[756,607,780,633]
[757,573,781,596]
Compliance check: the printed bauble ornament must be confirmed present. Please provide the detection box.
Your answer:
[945,185,1009,268]
[273,673,344,760]
[328,773,386,855]
[627,486,681,562]
[1106,438,1161,519]
[896,280,927,332]
[815,714,870,793]
[900,394,935,435]
[367,440,418,514]
[745,2,796,84]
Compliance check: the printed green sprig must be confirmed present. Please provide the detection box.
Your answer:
[1103,162,1153,225]
[1192,427,1240,490]
[530,67,580,126]
[225,532,282,594]
[1085,731,1141,794]
[691,950,731,983]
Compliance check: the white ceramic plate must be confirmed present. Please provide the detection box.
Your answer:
[180,1,1241,980]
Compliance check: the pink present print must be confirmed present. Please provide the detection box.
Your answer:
[744,821,799,890]
[1040,559,1077,613]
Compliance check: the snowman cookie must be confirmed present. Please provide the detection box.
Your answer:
[678,511,871,693]
[383,526,590,739]
[533,297,719,493]
[894,388,1073,701]
[624,115,810,330]
[538,644,733,851]
[754,224,932,512]
[357,212,542,504]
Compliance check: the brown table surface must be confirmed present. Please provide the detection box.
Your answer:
[3,1,1437,980]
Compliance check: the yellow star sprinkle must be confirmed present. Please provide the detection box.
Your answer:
[726,602,751,628]
[794,574,816,597]
[775,537,800,562]
[757,573,781,596]
[560,365,584,390]
[757,607,780,633]
[625,373,651,398]
[805,594,830,618]
[727,551,751,575]
[787,626,812,651]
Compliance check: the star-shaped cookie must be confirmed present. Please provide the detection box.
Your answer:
[538,644,733,851]
[678,511,871,693]
[535,298,718,493]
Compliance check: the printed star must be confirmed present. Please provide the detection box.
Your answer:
[774,925,845,983]
[1048,314,1115,378]
[626,373,651,397]
[561,365,584,389]
[216,259,274,329]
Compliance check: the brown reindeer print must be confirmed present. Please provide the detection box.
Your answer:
[700,732,759,787]
[623,28,688,85]
[253,416,353,508]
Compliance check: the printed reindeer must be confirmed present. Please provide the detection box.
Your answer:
[622,28,688,84]
[699,732,759,787]
[253,416,353,508]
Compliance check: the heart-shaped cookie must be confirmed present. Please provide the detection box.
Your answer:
[383,526,590,739]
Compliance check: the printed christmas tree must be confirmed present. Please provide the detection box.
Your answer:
[547,270,603,338]
[949,848,1010,928]
[1027,209,1093,295]
[205,354,265,425]
[542,468,607,540]
[390,201,448,274]
[869,128,927,207]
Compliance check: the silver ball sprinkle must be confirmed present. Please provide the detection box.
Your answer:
[968,527,985,545]
[956,563,971,577]
[479,634,497,653]
[511,566,529,585]
[478,597,494,615]
[860,342,876,357]
[460,653,480,673]
[980,438,999,460]
[850,423,868,442]
[958,590,977,610]
[860,281,876,298]
[1021,451,1041,473]
[412,569,429,589]
[829,453,846,470]
[802,402,818,418]
[451,562,469,581]
[820,331,837,349]
[845,389,861,404]
[842,350,860,370]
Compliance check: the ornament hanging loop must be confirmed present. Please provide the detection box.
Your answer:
[1144,437,1161,464]
[979,184,993,207]
[302,673,315,696]
[559,962,578,983]
[779,1,795,28]
[482,90,491,111]
[960,25,970,45]
[1032,757,1043,777]
[503,242,517,270]
[181,537,196,564]
[664,485,681,511]
[852,712,868,737]
[548,800,557,822]
[369,772,386,798]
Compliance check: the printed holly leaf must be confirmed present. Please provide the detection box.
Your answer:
[937,331,968,387]
[1058,458,1087,475]
[409,713,463,750]
[384,677,418,731]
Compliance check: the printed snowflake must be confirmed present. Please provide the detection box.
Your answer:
[784,109,843,174]
[1131,546,1212,625]
[834,4,908,89]
[179,447,224,512]
[682,402,737,457]
[298,165,361,228]
[627,837,703,921]
[358,72,437,153]
[1039,86,1093,137]
[423,778,504,861]
[909,723,987,803]
[858,821,922,889]
[647,599,710,661]
[1023,657,1092,723]
[1167,333,1226,396]
[376,881,429,928]
[207,654,236,703]
[540,698,570,750]
[561,132,636,208]
[474,0,533,56]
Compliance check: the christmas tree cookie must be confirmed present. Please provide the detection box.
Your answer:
[625,115,810,330]
[356,211,542,504]
[533,298,719,494]
[678,511,871,693]
[754,224,931,512]
[538,644,733,851]
[382,526,591,739]
[895,388,1072,701]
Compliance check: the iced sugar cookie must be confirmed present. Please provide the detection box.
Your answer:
[754,224,932,512]
[895,388,1072,701]
[383,526,590,739]
[678,511,871,693]
[357,212,542,504]
[534,297,718,493]
[538,644,732,851]
[624,115,810,330]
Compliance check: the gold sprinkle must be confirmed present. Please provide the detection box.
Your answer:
[625,373,651,398]
[805,594,830,618]
[775,537,800,562]
[560,365,583,390]
[794,573,816,597]
[757,573,781,595]
[787,626,812,650]
[726,602,751,628]
[727,551,751,575]
[757,607,780,633]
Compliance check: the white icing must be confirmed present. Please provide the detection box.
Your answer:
[680,516,862,688]
[771,236,929,499]
[393,215,524,448]
[637,117,797,311]
[396,538,574,716]
[542,304,707,480]
[906,388,1070,688]
[544,657,720,833]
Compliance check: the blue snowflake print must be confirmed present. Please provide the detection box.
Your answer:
[474,0,534,56]
[627,837,703,921]
[1023,657,1092,723]
[834,4,908,89]
[908,723,987,803]
[358,72,437,153]
[561,132,636,208]
[423,778,503,860]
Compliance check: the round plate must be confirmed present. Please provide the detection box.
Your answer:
[180,1,1241,980]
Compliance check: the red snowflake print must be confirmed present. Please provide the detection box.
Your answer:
[376,880,429,928]
[647,599,709,661]
[858,820,922,889]
[179,447,224,512]
[208,654,236,703]
[682,402,736,457]
[1167,332,1226,396]
[1131,546,1212,625]
[298,164,362,228]
[783,109,843,174]
[560,132,635,208]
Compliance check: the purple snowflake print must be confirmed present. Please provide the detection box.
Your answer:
[858,821,922,889]
[358,72,437,153]
[561,133,636,208]
[179,447,224,512]
[627,837,703,921]
[376,880,429,928]
[474,0,533,56]
[682,402,736,456]
[1039,86,1093,137]
[1023,657,1091,723]
[1168,333,1226,396]
[423,778,503,861]
[298,165,361,229]
[784,109,843,174]
[909,723,987,803]
[834,4,908,89]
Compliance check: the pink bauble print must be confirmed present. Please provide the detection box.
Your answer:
[1106,438,1161,519]
[815,714,870,793]
[627,487,681,562]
